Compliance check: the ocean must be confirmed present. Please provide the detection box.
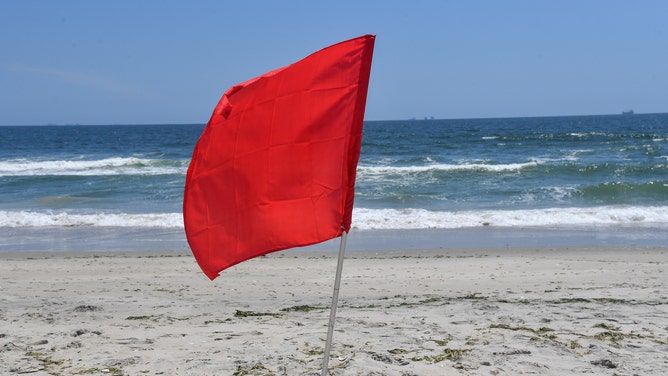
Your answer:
[1,113,667,252]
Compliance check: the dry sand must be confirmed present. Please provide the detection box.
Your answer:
[1,247,667,375]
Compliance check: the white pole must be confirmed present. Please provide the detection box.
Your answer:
[321,231,348,376]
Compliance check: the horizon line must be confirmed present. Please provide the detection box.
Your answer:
[1,111,666,127]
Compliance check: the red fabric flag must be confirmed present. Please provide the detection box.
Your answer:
[184,35,375,280]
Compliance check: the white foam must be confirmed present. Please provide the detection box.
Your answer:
[350,206,668,230]
[0,157,188,177]
[2,157,551,178]
[358,161,538,175]
[0,211,183,228]
[569,132,608,138]
[2,205,666,230]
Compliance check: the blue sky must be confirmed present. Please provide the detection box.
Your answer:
[1,1,667,125]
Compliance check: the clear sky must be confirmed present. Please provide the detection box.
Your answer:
[1,0,667,125]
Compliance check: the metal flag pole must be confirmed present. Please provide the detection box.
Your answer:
[321,230,348,376]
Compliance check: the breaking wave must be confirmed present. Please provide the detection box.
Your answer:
[357,161,539,175]
[3,205,667,230]
[0,211,183,228]
[0,157,188,177]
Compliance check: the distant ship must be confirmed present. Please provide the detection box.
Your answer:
[622,109,634,115]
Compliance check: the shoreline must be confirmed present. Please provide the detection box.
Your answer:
[2,224,668,253]
[1,246,666,375]
[1,243,667,259]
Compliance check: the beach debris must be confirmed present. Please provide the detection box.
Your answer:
[233,310,281,318]
[232,362,271,375]
[71,329,100,337]
[74,304,102,312]
[72,329,88,337]
[591,358,617,369]
[368,351,397,364]
[492,349,531,356]
[281,304,324,313]
[104,356,142,368]
[26,339,48,346]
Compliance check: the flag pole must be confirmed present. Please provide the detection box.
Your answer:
[321,230,348,375]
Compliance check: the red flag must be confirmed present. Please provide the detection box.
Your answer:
[184,35,375,280]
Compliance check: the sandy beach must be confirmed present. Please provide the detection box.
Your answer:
[1,246,666,375]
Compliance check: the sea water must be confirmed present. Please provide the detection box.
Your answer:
[1,113,667,251]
